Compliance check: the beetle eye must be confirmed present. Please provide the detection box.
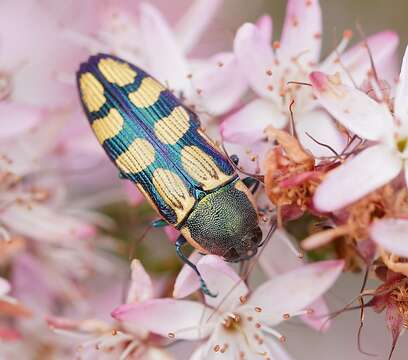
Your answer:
[223,247,239,261]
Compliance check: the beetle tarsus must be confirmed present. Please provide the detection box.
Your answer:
[151,219,167,228]
[243,177,260,194]
[175,236,217,298]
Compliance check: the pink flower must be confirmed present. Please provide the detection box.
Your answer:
[48,259,173,360]
[221,0,398,159]
[371,219,408,259]
[0,0,97,108]
[113,255,344,359]
[69,1,245,117]
[259,229,332,332]
[311,45,408,213]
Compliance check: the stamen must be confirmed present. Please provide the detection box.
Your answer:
[282,308,314,320]
[273,41,281,49]
[321,30,352,67]
[240,296,248,304]
[279,231,304,259]
[261,325,286,342]
[220,343,229,353]
[119,340,139,360]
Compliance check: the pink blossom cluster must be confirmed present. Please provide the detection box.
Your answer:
[0,0,406,359]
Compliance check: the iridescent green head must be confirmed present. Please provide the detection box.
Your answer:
[180,179,262,262]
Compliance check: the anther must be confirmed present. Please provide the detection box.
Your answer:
[255,307,262,313]
[168,332,175,339]
[217,61,224,67]
[280,335,286,343]
[343,29,353,39]
[111,329,117,335]
[266,69,272,76]
[240,295,247,304]
[213,344,220,352]
[220,344,228,353]
[273,41,281,49]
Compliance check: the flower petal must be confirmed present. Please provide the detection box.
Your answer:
[314,145,402,212]
[256,15,273,43]
[322,31,399,87]
[295,110,346,157]
[197,255,249,311]
[175,0,222,54]
[191,52,247,115]
[249,260,344,325]
[386,303,404,359]
[1,202,96,244]
[221,99,286,144]
[126,259,153,304]
[395,45,408,123]
[259,229,304,276]
[234,23,277,100]
[310,71,394,141]
[279,0,322,64]
[112,299,215,340]
[300,297,331,332]
[0,277,10,296]
[0,102,43,139]
[264,338,295,360]
[371,219,408,257]
[139,3,189,93]
[173,251,202,298]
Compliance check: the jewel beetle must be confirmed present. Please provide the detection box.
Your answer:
[77,53,263,296]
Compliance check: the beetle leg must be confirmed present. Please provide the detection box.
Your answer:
[243,177,260,194]
[151,219,167,228]
[175,236,217,298]
[118,171,127,180]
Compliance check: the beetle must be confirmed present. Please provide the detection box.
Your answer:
[76,53,263,296]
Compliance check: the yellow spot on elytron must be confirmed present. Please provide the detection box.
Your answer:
[154,106,190,144]
[115,139,155,174]
[181,146,233,190]
[79,73,106,112]
[98,58,137,86]
[152,168,195,223]
[128,77,165,108]
[92,108,124,144]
